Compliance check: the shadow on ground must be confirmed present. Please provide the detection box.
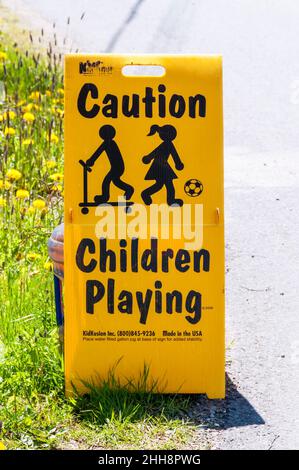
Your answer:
[187,374,265,429]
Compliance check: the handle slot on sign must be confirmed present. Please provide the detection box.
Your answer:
[122,65,165,77]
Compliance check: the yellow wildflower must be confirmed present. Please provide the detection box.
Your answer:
[29,91,41,101]
[0,51,7,61]
[0,197,6,207]
[17,100,26,107]
[22,103,33,113]
[0,180,12,190]
[3,111,16,120]
[46,90,52,97]
[32,198,46,209]
[56,108,64,117]
[44,261,53,271]
[23,112,35,122]
[0,441,6,450]
[49,172,63,182]
[47,133,59,144]
[51,183,62,192]
[22,138,34,146]
[4,127,16,136]
[27,253,41,261]
[46,160,56,169]
[58,88,64,95]
[27,206,35,214]
[0,115,3,122]
[6,169,22,181]
[52,98,59,104]
[16,189,29,199]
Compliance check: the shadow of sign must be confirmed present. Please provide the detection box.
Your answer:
[188,374,265,429]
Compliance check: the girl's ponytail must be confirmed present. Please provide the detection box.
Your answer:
[147,125,160,136]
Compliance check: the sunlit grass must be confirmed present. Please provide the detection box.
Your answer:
[0,30,202,450]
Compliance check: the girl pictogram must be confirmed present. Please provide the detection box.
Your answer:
[141,125,184,206]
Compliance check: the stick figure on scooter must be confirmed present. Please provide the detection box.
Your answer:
[84,125,134,205]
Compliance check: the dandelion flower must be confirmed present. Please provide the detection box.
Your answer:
[26,253,41,261]
[46,90,52,97]
[58,88,64,95]
[6,169,21,182]
[47,133,59,144]
[51,183,63,192]
[49,172,63,182]
[4,127,16,136]
[32,198,46,209]
[23,112,35,122]
[0,197,6,207]
[16,189,29,199]
[22,138,34,146]
[23,103,33,113]
[29,91,41,101]
[0,180,12,190]
[46,160,56,169]
[0,441,6,450]
[17,100,26,107]
[44,261,53,271]
[0,115,3,122]
[56,108,64,117]
[27,206,35,214]
[3,110,16,120]
[0,51,7,61]
[6,169,22,181]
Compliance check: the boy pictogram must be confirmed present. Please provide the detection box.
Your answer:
[85,125,134,205]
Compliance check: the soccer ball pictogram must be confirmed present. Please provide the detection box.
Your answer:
[184,179,203,197]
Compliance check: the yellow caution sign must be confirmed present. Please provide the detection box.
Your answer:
[64,54,224,397]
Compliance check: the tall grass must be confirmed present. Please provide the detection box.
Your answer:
[0,30,197,450]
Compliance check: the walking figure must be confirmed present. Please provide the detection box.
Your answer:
[85,125,134,204]
[141,125,184,206]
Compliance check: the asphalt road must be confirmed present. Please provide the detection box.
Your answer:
[2,0,299,449]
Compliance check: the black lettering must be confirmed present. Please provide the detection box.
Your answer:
[154,280,162,313]
[189,94,206,118]
[77,83,100,118]
[102,94,118,118]
[166,290,182,314]
[158,84,166,117]
[169,94,186,118]
[142,87,155,117]
[136,290,153,324]
[76,238,97,273]
[161,249,174,272]
[193,249,210,272]
[141,238,157,272]
[185,291,201,324]
[175,249,190,272]
[131,238,138,272]
[118,290,133,313]
[86,280,105,314]
[122,94,139,117]
[99,238,116,272]
[107,278,115,313]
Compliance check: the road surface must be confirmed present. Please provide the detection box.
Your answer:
[2,0,299,449]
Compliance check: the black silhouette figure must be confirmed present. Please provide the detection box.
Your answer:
[141,125,184,206]
[85,125,134,204]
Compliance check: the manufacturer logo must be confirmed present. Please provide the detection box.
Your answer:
[79,60,113,75]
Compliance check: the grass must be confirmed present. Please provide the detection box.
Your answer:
[0,30,203,450]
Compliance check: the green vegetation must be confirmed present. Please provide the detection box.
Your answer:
[0,33,202,450]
